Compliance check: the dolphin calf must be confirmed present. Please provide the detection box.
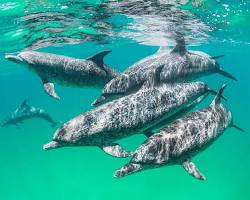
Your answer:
[114,84,244,180]
[43,69,219,157]
[5,50,119,100]
[2,100,58,128]
[92,39,236,106]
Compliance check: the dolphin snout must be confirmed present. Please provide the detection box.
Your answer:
[43,141,60,151]
[5,55,24,63]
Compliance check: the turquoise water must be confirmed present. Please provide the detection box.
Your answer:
[0,1,250,200]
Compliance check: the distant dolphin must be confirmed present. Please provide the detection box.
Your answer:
[43,69,219,157]
[2,100,58,128]
[92,39,236,106]
[114,84,244,180]
[5,50,119,100]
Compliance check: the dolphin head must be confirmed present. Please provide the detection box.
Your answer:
[103,74,130,95]
[5,51,36,66]
[43,115,90,151]
[5,54,24,65]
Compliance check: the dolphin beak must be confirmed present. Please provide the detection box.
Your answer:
[5,55,24,64]
[43,141,60,151]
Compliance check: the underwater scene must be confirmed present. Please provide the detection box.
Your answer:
[0,0,250,199]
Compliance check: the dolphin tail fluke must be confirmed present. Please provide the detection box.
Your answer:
[113,163,143,178]
[217,68,238,81]
[211,84,227,105]
[207,88,227,101]
[231,124,246,133]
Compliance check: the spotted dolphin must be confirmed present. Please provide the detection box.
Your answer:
[114,84,244,180]
[43,68,219,157]
[5,50,119,100]
[2,100,58,128]
[92,40,236,106]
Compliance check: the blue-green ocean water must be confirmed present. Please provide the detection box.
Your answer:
[0,1,250,200]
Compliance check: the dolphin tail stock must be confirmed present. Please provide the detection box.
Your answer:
[211,83,227,105]
[113,163,143,178]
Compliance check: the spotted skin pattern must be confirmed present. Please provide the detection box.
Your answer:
[95,47,219,105]
[5,51,118,99]
[19,51,118,86]
[114,89,232,180]
[43,82,209,157]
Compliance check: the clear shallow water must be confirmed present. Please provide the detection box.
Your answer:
[0,1,250,200]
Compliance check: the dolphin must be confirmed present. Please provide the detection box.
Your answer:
[114,84,245,180]
[5,50,119,100]
[43,68,220,157]
[92,39,236,106]
[2,100,58,128]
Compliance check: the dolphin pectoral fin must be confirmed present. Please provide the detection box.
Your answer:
[182,160,206,181]
[100,143,133,158]
[114,163,143,178]
[42,80,60,100]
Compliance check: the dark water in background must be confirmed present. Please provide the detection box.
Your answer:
[0,1,250,200]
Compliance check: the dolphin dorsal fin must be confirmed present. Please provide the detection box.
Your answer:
[87,50,112,69]
[143,66,163,88]
[20,100,28,107]
[171,37,187,55]
[157,46,169,54]
[14,100,30,115]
